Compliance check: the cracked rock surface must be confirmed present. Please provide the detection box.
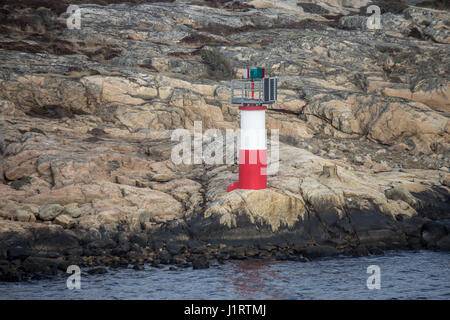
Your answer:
[0,0,449,281]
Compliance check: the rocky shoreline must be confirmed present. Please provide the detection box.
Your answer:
[1,214,449,282]
[0,0,449,282]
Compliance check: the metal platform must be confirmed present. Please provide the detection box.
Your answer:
[231,77,277,105]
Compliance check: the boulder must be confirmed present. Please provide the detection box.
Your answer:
[436,235,450,251]
[7,248,32,261]
[301,245,340,259]
[53,215,76,229]
[13,210,36,223]
[38,204,63,221]
[421,221,448,247]
[0,265,21,282]
[192,255,210,270]
[63,204,83,218]
[22,257,66,274]
[87,267,108,275]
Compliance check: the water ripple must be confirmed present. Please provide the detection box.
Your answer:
[0,250,448,300]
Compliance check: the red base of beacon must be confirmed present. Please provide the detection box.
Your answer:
[227,149,267,192]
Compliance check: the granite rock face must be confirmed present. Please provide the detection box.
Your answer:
[0,0,449,280]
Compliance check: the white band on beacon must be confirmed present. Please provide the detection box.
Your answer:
[240,110,266,150]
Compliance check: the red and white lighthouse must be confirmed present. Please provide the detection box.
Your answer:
[227,68,277,192]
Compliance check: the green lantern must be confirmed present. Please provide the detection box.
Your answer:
[249,67,264,79]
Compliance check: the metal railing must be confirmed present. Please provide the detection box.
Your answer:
[231,78,277,105]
